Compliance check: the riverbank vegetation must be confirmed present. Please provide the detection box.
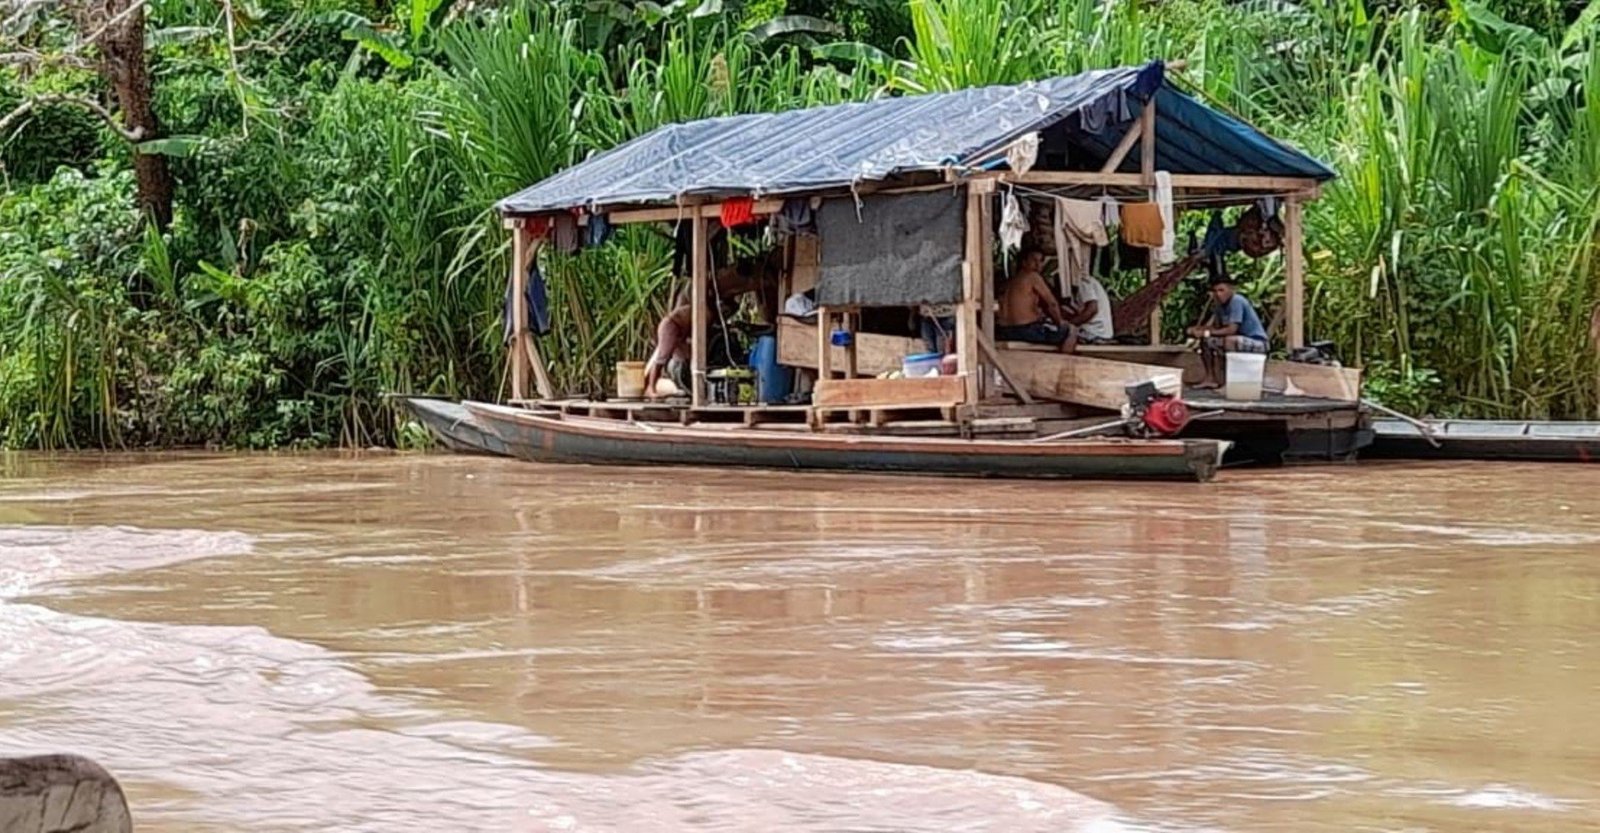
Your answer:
[2,0,1596,448]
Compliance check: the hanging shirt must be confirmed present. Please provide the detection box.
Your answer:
[1153,170,1175,265]
[999,193,1028,252]
[1053,197,1109,294]
[1119,202,1165,247]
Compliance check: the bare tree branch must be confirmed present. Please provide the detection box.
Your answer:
[0,91,144,141]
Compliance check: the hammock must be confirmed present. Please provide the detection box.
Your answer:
[1111,251,1203,335]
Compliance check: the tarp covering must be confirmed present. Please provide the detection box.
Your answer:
[497,61,1334,217]
[814,192,965,307]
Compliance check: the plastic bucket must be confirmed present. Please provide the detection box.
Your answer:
[616,361,646,399]
[1224,352,1267,401]
[903,352,943,378]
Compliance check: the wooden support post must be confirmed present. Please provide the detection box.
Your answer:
[1285,197,1306,350]
[1100,117,1144,174]
[844,310,859,378]
[509,223,528,401]
[690,211,708,407]
[1141,95,1161,345]
[959,185,986,405]
[816,306,833,380]
[977,191,995,398]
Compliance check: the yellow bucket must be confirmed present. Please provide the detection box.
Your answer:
[615,361,647,399]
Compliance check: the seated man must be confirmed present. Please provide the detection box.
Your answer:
[1186,276,1268,389]
[644,255,778,398]
[1063,272,1114,343]
[996,247,1076,353]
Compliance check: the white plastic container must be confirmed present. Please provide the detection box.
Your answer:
[1224,352,1267,401]
[902,352,943,378]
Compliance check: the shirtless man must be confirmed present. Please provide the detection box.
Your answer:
[643,254,783,398]
[996,248,1077,353]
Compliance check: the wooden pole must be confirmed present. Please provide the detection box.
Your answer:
[1285,197,1306,350]
[977,191,995,399]
[958,185,985,405]
[690,211,708,407]
[1141,95,1161,345]
[509,223,528,401]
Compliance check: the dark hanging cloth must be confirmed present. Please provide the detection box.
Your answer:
[503,255,552,343]
[814,191,964,307]
[770,197,815,238]
[585,212,613,248]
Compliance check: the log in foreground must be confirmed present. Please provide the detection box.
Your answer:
[0,755,132,833]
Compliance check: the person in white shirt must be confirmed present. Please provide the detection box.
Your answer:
[1064,273,1114,342]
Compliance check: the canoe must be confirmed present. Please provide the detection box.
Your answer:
[464,402,1229,482]
[1369,418,1600,462]
[396,396,512,456]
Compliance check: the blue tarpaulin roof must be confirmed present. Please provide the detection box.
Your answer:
[497,62,1334,216]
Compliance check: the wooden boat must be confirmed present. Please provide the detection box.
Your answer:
[465,402,1229,481]
[1369,418,1600,462]
[396,396,511,457]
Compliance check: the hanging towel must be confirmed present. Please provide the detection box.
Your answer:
[720,197,756,229]
[1097,196,1120,232]
[1000,193,1028,252]
[552,213,581,254]
[1153,170,1175,265]
[585,212,613,248]
[1119,202,1165,248]
[1005,132,1041,176]
[1053,197,1109,292]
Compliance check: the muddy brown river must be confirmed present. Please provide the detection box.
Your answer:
[1,453,1597,832]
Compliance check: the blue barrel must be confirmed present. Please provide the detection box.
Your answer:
[749,334,792,404]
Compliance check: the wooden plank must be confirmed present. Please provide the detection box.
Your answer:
[999,349,1181,411]
[790,234,819,293]
[509,227,528,401]
[690,214,708,407]
[844,311,859,378]
[1285,197,1306,350]
[586,199,783,226]
[1005,171,1323,192]
[977,188,995,396]
[1100,117,1144,174]
[958,189,982,405]
[977,331,1035,405]
[779,316,912,377]
[814,375,967,410]
[815,307,832,380]
[1139,95,1156,185]
[522,334,553,399]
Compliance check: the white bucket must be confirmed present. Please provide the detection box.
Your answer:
[1224,352,1267,401]
[616,361,646,399]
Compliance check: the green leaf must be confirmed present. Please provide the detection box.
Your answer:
[137,135,210,158]
[1562,2,1600,53]
[812,40,893,66]
[146,26,219,48]
[746,15,843,44]
[409,0,447,43]
[690,0,724,19]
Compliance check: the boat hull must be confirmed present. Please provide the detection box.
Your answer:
[396,397,512,456]
[1369,418,1600,462]
[465,402,1226,482]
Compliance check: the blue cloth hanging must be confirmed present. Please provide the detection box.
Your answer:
[503,255,552,342]
[586,212,613,247]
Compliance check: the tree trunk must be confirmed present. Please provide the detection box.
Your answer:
[72,0,174,229]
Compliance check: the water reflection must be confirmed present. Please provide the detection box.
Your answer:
[1,453,1597,831]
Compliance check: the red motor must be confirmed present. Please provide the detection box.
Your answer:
[1124,381,1190,437]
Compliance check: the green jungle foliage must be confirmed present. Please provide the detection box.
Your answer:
[2,0,1596,447]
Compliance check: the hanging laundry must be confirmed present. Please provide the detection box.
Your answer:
[585,212,613,248]
[1153,170,1175,265]
[1053,197,1109,292]
[720,196,757,229]
[999,193,1028,252]
[503,249,552,343]
[552,213,581,254]
[1027,199,1057,257]
[1096,195,1120,232]
[1005,132,1041,176]
[770,197,816,238]
[1236,204,1282,258]
[1119,202,1165,248]
[525,216,552,240]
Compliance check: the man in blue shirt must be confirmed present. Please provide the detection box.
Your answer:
[1186,277,1268,389]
